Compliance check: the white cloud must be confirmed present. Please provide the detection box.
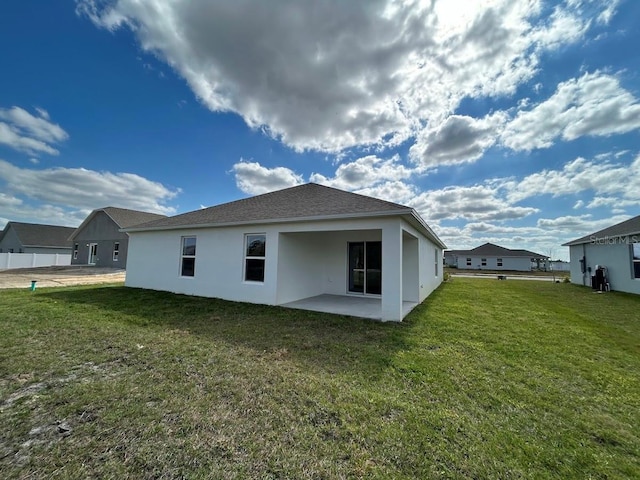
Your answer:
[310,155,415,190]
[0,106,68,156]
[409,113,506,166]
[501,71,640,151]
[231,160,304,195]
[411,184,539,222]
[507,154,640,203]
[537,213,630,234]
[78,0,609,154]
[0,160,179,217]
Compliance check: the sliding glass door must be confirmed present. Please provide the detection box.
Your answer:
[348,241,381,295]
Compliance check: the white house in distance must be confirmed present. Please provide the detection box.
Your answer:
[563,214,640,295]
[444,243,548,271]
[123,183,447,322]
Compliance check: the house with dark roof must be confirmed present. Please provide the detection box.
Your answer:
[69,207,166,268]
[0,222,75,254]
[122,183,447,322]
[444,243,548,271]
[563,214,640,294]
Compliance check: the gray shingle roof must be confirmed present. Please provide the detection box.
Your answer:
[2,222,75,248]
[445,242,547,258]
[563,214,640,246]
[101,207,167,228]
[127,183,412,230]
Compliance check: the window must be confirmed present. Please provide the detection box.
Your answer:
[435,250,439,276]
[245,234,266,282]
[466,257,471,266]
[633,243,640,279]
[497,258,503,267]
[180,236,196,277]
[481,258,487,266]
[8,248,14,253]
[73,243,78,260]
[113,242,120,262]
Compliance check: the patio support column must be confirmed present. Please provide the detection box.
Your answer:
[381,223,403,321]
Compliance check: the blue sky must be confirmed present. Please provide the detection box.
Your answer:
[1,0,639,259]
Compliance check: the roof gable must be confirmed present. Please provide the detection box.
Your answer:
[69,207,167,240]
[563,214,640,246]
[2,222,75,248]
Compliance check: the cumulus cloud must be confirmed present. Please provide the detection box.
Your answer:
[501,71,640,151]
[0,160,179,216]
[0,106,68,156]
[232,160,304,195]
[310,155,415,190]
[537,213,630,233]
[506,154,640,203]
[409,113,507,166]
[78,0,607,154]
[410,184,539,222]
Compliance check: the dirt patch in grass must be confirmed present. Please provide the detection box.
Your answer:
[0,266,125,289]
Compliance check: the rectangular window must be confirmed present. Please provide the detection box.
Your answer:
[181,236,196,277]
[113,242,120,261]
[466,257,471,266]
[435,250,439,276]
[633,243,640,279]
[497,258,503,267]
[481,258,487,266]
[73,243,78,260]
[245,234,266,282]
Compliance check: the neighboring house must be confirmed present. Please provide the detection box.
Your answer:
[69,207,166,268]
[444,243,548,271]
[0,222,75,254]
[563,215,640,294]
[123,183,447,322]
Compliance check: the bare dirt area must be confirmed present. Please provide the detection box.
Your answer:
[0,266,125,290]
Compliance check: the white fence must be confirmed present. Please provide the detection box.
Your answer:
[0,253,71,271]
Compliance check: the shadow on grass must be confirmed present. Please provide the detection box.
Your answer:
[41,285,424,376]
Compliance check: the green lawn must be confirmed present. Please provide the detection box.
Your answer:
[1,279,638,479]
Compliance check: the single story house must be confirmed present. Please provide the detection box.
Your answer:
[69,207,166,268]
[123,183,447,322]
[0,221,75,254]
[563,214,640,294]
[444,242,548,271]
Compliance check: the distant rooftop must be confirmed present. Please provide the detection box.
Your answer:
[445,242,547,258]
[1,222,75,248]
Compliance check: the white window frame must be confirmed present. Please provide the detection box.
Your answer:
[481,258,487,266]
[497,258,503,267]
[632,243,640,279]
[113,242,120,262]
[73,243,78,260]
[434,249,439,277]
[244,233,266,283]
[180,236,196,277]
[466,257,471,266]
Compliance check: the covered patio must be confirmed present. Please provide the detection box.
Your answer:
[281,294,419,320]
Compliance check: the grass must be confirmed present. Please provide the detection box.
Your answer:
[1,279,639,479]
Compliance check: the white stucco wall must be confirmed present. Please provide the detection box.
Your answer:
[125,215,444,321]
[569,241,640,294]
